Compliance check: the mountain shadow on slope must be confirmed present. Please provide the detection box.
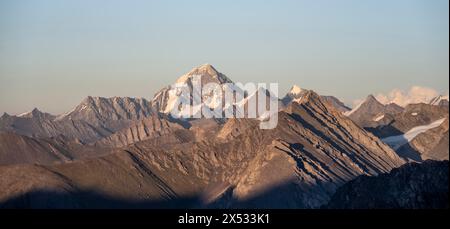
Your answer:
[394,142,424,162]
[0,190,201,209]
[0,179,335,209]
[205,179,336,209]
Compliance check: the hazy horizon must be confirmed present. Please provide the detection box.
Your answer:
[1,0,449,115]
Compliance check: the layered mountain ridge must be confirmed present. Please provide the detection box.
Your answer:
[0,64,447,209]
[0,96,155,143]
[0,89,404,208]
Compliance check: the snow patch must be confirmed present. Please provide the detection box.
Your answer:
[344,98,366,116]
[55,106,78,120]
[381,118,446,150]
[151,90,164,102]
[289,85,303,95]
[175,74,192,84]
[17,111,30,117]
[292,97,303,103]
[80,105,88,111]
[373,114,384,122]
[411,112,418,116]
[163,87,186,113]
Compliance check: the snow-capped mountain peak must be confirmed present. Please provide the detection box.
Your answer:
[175,63,232,84]
[281,85,309,105]
[152,64,234,115]
[289,85,303,95]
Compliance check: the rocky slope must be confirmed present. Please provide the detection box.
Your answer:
[321,96,351,113]
[325,160,449,209]
[366,103,449,162]
[211,91,403,208]
[0,149,197,208]
[0,97,154,143]
[95,114,186,148]
[281,86,350,113]
[345,95,403,128]
[0,132,73,165]
[0,109,111,143]
[56,96,154,132]
[281,85,308,105]
[0,132,114,166]
[0,90,404,208]
[394,118,449,161]
[2,64,445,209]
[369,103,449,138]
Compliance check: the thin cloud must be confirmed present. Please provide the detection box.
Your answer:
[375,86,440,107]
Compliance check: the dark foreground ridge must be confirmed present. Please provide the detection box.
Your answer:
[325,160,449,209]
[2,161,447,209]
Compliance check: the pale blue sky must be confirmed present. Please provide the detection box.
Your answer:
[0,0,448,115]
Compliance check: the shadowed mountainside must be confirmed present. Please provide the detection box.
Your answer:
[324,160,449,209]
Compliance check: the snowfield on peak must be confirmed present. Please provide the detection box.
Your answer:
[289,85,303,95]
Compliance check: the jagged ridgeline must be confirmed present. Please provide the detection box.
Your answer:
[0,64,447,208]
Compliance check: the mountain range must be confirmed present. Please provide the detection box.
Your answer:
[0,64,447,209]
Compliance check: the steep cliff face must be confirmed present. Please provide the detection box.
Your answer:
[325,160,449,209]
